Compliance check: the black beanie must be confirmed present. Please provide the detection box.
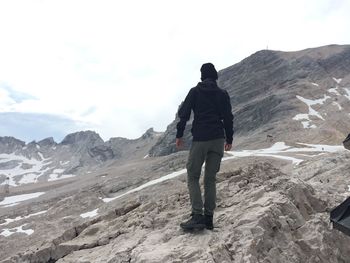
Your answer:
[200,63,218,81]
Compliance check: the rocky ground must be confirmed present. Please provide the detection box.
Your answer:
[1,148,350,262]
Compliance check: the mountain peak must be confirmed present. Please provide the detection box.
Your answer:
[141,128,156,139]
[38,137,56,147]
[0,136,25,146]
[60,130,104,146]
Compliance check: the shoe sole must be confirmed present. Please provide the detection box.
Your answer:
[180,223,206,231]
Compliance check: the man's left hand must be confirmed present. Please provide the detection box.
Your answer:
[176,138,184,150]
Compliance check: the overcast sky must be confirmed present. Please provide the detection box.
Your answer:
[0,0,350,143]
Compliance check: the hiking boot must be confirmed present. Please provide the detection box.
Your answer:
[203,215,214,230]
[180,214,206,230]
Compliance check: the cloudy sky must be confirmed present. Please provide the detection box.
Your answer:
[0,0,349,143]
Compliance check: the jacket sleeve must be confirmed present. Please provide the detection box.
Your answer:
[222,91,234,144]
[176,88,196,138]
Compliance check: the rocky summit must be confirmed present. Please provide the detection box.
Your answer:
[1,45,350,263]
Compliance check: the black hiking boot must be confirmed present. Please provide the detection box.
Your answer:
[180,214,206,230]
[203,215,214,230]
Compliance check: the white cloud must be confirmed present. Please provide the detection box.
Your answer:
[0,0,350,141]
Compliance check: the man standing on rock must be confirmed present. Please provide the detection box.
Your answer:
[176,63,234,230]
[4,176,10,195]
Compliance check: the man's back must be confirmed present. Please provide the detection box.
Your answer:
[176,78,233,144]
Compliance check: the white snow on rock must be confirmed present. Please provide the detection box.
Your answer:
[48,173,75,182]
[293,114,317,129]
[80,209,99,218]
[0,192,45,207]
[333,77,342,84]
[0,210,47,226]
[293,95,331,128]
[332,102,342,110]
[60,160,70,165]
[224,142,344,164]
[296,95,329,120]
[0,153,53,186]
[37,152,45,161]
[143,154,149,159]
[344,88,350,101]
[0,224,34,237]
[294,143,344,152]
[17,173,39,185]
[328,87,341,96]
[311,82,319,86]
[103,169,187,203]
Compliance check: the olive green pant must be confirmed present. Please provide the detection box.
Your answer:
[186,138,224,216]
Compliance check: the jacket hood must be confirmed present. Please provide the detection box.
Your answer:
[197,79,218,90]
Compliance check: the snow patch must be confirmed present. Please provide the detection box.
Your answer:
[37,152,45,161]
[60,160,70,165]
[0,224,34,237]
[328,88,341,96]
[332,102,342,110]
[0,192,45,207]
[17,173,39,185]
[80,209,99,218]
[143,154,149,159]
[296,95,329,120]
[0,153,53,186]
[293,95,330,128]
[311,82,319,86]
[48,173,75,182]
[333,77,342,84]
[103,169,187,203]
[0,210,47,226]
[344,88,350,101]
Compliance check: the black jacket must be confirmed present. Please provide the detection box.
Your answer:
[176,79,234,144]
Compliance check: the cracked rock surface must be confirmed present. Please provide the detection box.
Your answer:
[2,151,350,262]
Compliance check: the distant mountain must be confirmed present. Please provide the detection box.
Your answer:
[0,129,161,186]
[150,44,350,156]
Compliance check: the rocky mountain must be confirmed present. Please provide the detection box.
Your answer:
[150,44,350,156]
[0,129,161,187]
[1,45,350,263]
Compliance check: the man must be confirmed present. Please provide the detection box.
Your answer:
[4,177,10,195]
[176,63,234,230]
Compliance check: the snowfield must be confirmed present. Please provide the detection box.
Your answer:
[0,192,45,207]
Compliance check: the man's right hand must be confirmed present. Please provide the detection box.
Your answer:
[224,143,232,151]
[176,138,184,150]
